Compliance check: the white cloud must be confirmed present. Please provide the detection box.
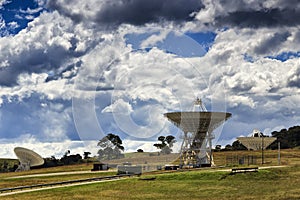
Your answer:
[0,0,300,158]
[123,138,181,154]
[140,29,170,48]
[0,135,99,159]
[38,105,72,141]
[195,0,218,24]
[67,24,300,147]
[8,21,19,29]
[102,99,133,114]
[20,6,44,15]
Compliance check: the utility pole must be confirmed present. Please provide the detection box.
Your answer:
[261,137,264,165]
[278,141,281,165]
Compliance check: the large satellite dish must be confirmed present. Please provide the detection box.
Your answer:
[14,147,44,171]
[237,129,276,150]
[164,98,232,167]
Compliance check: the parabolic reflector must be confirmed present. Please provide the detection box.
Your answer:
[164,110,232,167]
[164,112,232,133]
[14,147,44,171]
[237,129,277,150]
[237,137,277,150]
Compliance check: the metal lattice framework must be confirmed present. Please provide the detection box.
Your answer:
[164,111,232,167]
[14,147,44,171]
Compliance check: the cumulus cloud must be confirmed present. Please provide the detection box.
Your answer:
[288,66,300,88]
[193,0,300,28]
[73,44,209,140]
[47,0,203,27]
[0,135,98,158]
[0,0,300,157]
[102,99,133,114]
[0,15,9,36]
[254,31,291,55]
[0,10,103,87]
[140,30,170,49]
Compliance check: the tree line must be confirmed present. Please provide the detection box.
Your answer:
[97,133,176,161]
[99,125,300,159]
[269,125,300,149]
[42,150,92,168]
[0,150,93,172]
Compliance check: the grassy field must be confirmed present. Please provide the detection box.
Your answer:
[0,149,300,199]
[0,171,116,189]
[0,163,117,188]
[0,163,95,179]
[213,148,300,166]
[100,149,300,167]
[1,165,299,200]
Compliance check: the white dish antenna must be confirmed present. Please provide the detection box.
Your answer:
[238,130,276,150]
[14,147,44,171]
[164,98,232,167]
[237,137,276,150]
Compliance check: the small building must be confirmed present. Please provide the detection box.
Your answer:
[164,164,179,170]
[91,163,109,171]
[117,164,142,175]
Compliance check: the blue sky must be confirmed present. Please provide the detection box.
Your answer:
[0,0,45,35]
[0,0,300,158]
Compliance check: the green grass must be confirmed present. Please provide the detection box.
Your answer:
[0,163,117,189]
[0,171,116,189]
[213,148,300,166]
[1,166,300,200]
[0,163,95,179]
[1,149,300,199]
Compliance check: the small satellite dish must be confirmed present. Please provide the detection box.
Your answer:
[14,147,44,171]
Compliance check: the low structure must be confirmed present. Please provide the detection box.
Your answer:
[91,163,109,171]
[117,163,142,175]
[164,164,179,170]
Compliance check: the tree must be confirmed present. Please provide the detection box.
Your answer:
[232,140,247,150]
[270,126,300,149]
[64,150,70,157]
[153,136,167,150]
[44,156,59,167]
[166,135,176,148]
[97,133,125,160]
[137,149,144,153]
[215,145,222,151]
[224,144,233,151]
[60,153,82,165]
[153,135,176,154]
[83,152,91,159]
